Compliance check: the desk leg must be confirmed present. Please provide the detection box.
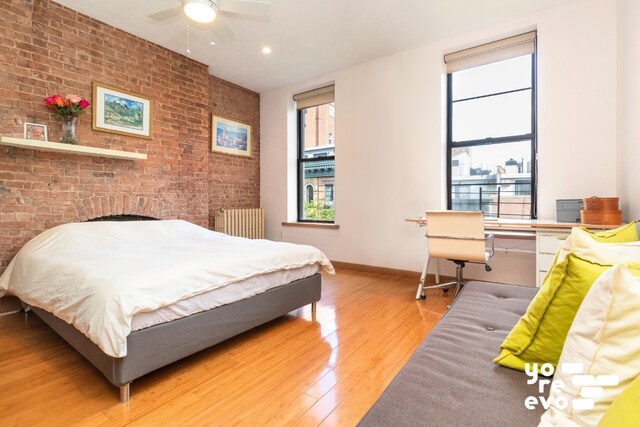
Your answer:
[416,254,430,300]
[434,258,439,284]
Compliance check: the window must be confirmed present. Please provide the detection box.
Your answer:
[325,184,334,205]
[446,32,537,219]
[294,85,335,222]
[306,185,314,202]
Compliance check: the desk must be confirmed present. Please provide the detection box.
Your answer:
[406,217,618,288]
[405,217,618,230]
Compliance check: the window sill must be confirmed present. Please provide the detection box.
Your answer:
[282,222,340,230]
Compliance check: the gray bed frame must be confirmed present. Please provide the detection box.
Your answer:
[26,215,322,403]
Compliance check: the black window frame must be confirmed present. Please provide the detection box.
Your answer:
[446,43,538,219]
[297,108,336,223]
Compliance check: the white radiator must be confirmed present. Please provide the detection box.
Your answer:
[214,208,265,239]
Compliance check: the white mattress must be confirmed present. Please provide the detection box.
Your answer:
[131,264,319,331]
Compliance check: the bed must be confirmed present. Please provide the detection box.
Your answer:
[0,216,333,402]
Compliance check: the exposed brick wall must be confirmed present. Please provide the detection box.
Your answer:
[208,75,260,226]
[0,0,260,274]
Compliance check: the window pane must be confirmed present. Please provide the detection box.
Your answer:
[325,184,334,202]
[451,141,532,219]
[452,89,531,142]
[452,55,532,101]
[301,159,335,221]
[302,102,335,158]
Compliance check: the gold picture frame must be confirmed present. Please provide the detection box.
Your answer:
[211,115,251,157]
[92,82,152,139]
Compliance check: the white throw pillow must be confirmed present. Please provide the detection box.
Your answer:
[557,227,640,264]
[539,264,640,426]
[540,227,640,285]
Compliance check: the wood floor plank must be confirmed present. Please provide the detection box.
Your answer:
[0,268,447,425]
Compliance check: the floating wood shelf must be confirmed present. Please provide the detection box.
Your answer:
[0,137,147,160]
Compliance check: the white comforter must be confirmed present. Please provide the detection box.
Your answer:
[0,220,334,358]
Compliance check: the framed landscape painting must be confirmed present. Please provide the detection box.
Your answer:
[211,116,251,157]
[92,82,152,139]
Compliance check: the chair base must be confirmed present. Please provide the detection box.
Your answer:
[417,262,465,308]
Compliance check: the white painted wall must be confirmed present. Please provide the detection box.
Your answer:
[260,0,618,285]
[617,0,640,221]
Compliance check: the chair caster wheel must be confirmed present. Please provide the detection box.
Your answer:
[420,293,426,300]
[443,288,449,293]
[485,265,492,272]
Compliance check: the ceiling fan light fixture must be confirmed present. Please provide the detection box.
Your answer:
[183,0,217,24]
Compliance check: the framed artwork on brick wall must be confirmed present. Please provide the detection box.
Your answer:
[211,115,251,157]
[92,82,152,139]
[24,123,47,141]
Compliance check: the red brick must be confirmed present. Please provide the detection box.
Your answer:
[0,0,260,274]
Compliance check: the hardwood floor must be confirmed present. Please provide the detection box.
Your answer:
[0,268,449,426]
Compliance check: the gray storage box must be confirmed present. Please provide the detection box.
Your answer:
[556,198,583,223]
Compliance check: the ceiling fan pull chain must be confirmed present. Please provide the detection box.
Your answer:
[187,22,191,54]
[210,24,216,46]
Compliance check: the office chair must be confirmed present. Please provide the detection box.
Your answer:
[416,211,494,305]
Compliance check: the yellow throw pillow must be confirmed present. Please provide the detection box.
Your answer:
[494,254,610,372]
[539,264,640,426]
[578,220,638,243]
[599,375,640,427]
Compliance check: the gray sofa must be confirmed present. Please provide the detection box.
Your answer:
[360,281,545,426]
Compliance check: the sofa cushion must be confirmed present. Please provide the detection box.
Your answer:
[539,264,640,426]
[550,226,640,273]
[577,221,638,243]
[599,374,640,427]
[541,222,639,285]
[359,281,542,427]
[494,254,610,372]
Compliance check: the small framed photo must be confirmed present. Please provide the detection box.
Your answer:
[92,82,152,139]
[212,116,251,157]
[24,123,47,141]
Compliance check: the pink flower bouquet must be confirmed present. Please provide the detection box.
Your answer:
[44,94,90,118]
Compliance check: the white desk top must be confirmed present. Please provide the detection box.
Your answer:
[404,217,619,231]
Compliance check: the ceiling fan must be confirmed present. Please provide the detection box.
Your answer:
[148,0,271,44]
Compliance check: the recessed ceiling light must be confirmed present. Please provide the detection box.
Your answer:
[262,46,272,55]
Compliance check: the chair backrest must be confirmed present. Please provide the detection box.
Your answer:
[425,210,487,263]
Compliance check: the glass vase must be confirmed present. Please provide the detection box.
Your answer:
[60,116,78,145]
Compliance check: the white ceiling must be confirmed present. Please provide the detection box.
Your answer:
[52,0,581,93]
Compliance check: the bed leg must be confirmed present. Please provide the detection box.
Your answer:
[119,383,130,403]
[311,302,317,317]
[23,304,31,323]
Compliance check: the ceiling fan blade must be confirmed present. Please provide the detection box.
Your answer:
[218,0,271,20]
[147,5,183,21]
[212,19,235,43]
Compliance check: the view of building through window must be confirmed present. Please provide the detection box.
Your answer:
[299,102,335,221]
[448,53,536,219]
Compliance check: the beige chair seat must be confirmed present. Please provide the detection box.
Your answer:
[417,211,494,305]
